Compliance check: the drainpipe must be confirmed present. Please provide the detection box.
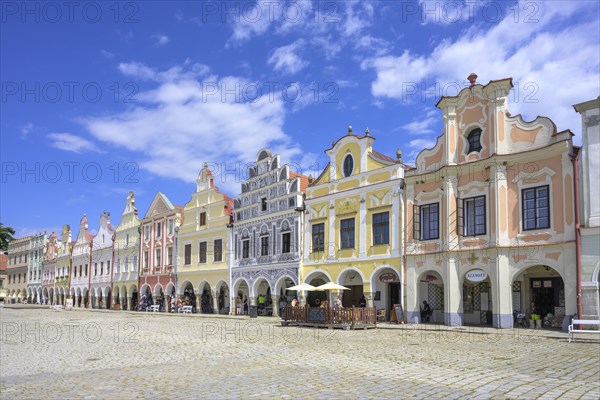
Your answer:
[572,152,583,319]
[402,181,407,322]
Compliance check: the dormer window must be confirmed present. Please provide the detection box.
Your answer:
[343,154,354,177]
[467,128,482,153]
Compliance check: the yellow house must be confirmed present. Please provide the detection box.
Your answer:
[302,126,406,318]
[177,164,233,314]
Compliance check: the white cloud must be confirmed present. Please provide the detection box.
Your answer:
[47,133,103,154]
[20,123,33,139]
[100,49,115,59]
[15,226,62,238]
[152,33,170,46]
[400,116,437,135]
[79,62,314,195]
[339,1,374,37]
[407,138,437,161]
[118,61,210,82]
[268,39,308,75]
[311,36,342,60]
[362,1,600,138]
[174,10,183,21]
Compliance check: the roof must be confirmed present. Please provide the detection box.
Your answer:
[435,77,513,108]
[371,150,396,164]
[289,171,310,193]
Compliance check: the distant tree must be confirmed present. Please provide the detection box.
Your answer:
[0,222,16,250]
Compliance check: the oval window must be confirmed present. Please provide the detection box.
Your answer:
[343,155,354,177]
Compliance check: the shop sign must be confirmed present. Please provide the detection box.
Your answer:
[379,273,397,283]
[466,269,487,282]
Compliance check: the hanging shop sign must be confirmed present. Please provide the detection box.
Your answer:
[466,269,488,282]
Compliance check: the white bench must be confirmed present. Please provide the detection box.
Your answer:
[149,305,160,312]
[180,305,193,314]
[568,319,600,342]
[51,305,64,312]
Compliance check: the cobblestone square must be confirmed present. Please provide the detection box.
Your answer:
[1,307,599,399]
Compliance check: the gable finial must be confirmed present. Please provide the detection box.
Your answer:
[347,125,353,135]
[468,73,478,87]
[365,127,370,136]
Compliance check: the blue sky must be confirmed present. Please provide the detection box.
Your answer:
[1,0,599,238]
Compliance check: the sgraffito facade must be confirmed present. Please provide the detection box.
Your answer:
[231,149,308,316]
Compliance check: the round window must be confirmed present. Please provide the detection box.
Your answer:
[343,155,354,177]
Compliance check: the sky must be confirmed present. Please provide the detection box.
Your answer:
[1,0,599,238]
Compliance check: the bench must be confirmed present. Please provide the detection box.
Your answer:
[149,305,160,312]
[180,305,193,314]
[51,305,64,312]
[568,319,600,342]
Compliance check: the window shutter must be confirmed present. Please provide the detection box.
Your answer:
[456,197,464,237]
[413,204,420,240]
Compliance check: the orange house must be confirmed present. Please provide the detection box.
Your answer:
[405,75,576,328]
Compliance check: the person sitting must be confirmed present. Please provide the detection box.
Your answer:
[420,300,432,323]
[358,295,366,308]
[334,296,342,308]
[291,297,298,307]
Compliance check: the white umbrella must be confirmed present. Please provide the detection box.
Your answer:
[286,283,321,292]
[315,282,350,291]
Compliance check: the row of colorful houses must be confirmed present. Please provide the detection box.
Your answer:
[4,76,599,328]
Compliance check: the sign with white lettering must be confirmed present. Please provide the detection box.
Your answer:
[466,269,488,282]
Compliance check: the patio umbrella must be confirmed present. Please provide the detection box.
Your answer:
[286,283,321,291]
[315,282,350,291]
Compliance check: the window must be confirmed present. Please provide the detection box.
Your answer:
[168,219,174,235]
[373,212,390,245]
[144,226,150,241]
[107,261,110,275]
[199,242,207,263]
[523,185,550,230]
[84,264,87,276]
[200,212,206,226]
[94,263,98,275]
[100,262,104,275]
[340,218,355,249]
[420,204,439,240]
[261,236,269,256]
[156,222,162,238]
[467,128,482,153]
[133,255,137,271]
[242,240,250,259]
[214,239,222,262]
[184,244,191,265]
[261,198,267,212]
[167,247,173,265]
[463,196,486,236]
[156,248,161,266]
[282,232,291,253]
[144,251,149,269]
[343,154,354,177]
[126,234,129,246]
[312,223,325,252]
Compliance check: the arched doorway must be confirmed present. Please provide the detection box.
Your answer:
[305,273,328,307]
[253,278,272,316]
[199,282,213,314]
[462,269,492,326]
[513,265,566,328]
[105,287,111,310]
[140,285,152,310]
[114,286,121,309]
[371,267,402,321]
[165,282,175,312]
[215,281,229,314]
[233,279,249,315]
[338,268,365,307]
[417,270,444,323]
[180,281,196,312]
[154,285,165,312]
[275,276,297,317]
[130,285,138,311]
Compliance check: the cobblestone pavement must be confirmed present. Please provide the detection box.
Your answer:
[1,307,599,399]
